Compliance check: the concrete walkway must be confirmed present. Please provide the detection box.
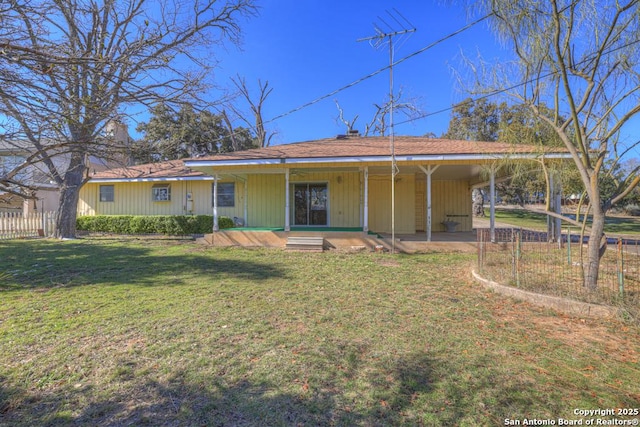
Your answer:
[199,215,529,253]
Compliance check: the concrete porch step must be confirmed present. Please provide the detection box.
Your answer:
[199,230,477,253]
[285,236,325,252]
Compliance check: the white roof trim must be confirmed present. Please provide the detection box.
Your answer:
[184,158,284,167]
[93,152,572,182]
[88,176,214,183]
[186,152,572,167]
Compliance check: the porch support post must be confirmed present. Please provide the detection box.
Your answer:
[490,167,496,243]
[213,175,219,232]
[418,165,439,242]
[284,169,290,232]
[244,178,248,227]
[363,166,369,233]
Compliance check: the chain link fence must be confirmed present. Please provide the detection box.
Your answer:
[477,228,640,322]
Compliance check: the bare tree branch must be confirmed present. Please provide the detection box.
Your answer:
[472,0,640,289]
[0,0,256,237]
[228,75,274,147]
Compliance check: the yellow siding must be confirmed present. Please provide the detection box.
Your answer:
[78,168,472,235]
[290,171,360,227]
[78,184,97,216]
[414,177,472,232]
[78,180,245,218]
[368,174,415,234]
[247,174,285,227]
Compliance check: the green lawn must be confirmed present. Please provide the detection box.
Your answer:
[1,239,639,426]
[487,207,640,235]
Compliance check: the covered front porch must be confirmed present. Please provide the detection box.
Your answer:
[200,225,479,253]
[184,136,570,248]
[205,163,484,237]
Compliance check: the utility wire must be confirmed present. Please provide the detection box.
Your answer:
[395,37,640,127]
[264,12,493,125]
[152,12,493,150]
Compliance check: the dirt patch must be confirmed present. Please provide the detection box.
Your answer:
[527,315,639,363]
[376,259,402,267]
[485,284,640,364]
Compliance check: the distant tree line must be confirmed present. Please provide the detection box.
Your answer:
[132,103,257,163]
[441,98,640,210]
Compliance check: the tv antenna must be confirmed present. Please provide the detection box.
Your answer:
[358,9,416,253]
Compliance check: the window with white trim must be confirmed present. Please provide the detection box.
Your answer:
[152,184,171,201]
[99,185,114,202]
[212,182,235,207]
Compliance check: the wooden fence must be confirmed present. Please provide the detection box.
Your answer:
[0,211,57,239]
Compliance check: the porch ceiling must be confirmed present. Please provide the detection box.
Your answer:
[368,164,484,181]
[197,163,488,184]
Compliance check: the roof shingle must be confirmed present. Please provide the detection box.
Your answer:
[91,136,567,180]
[90,160,205,180]
[188,136,555,162]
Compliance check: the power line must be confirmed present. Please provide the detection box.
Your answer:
[264,13,493,126]
[394,37,640,128]
[167,12,492,149]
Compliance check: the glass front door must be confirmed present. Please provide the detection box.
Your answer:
[293,183,328,226]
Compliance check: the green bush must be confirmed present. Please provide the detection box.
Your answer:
[76,215,234,235]
[219,216,234,229]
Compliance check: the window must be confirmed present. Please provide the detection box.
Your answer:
[99,185,114,202]
[152,184,171,201]
[293,183,327,226]
[212,182,235,207]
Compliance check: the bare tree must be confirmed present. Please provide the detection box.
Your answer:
[334,89,422,136]
[227,75,275,148]
[334,100,359,134]
[0,0,255,238]
[475,0,640,289]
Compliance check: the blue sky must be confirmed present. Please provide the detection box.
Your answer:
[209,0,509,145]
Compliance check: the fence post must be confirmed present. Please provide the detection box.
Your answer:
[567,227,571,265]
[478,228,484,273]
[511,228,516,283]
[617,238,624,298]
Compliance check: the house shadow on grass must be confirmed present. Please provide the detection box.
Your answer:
[1,372,362,426]
[1,348,618,426]
[0,351,438,426]
[0,240,287,290]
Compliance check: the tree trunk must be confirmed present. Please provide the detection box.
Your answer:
[472,189,485,217]
[584,205,606,290]
[55,153,86,239]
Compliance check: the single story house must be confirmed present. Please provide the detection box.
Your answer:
[79,135,570,241]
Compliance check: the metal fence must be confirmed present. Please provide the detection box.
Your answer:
[477,228,640,321]
[0,211,57,239]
